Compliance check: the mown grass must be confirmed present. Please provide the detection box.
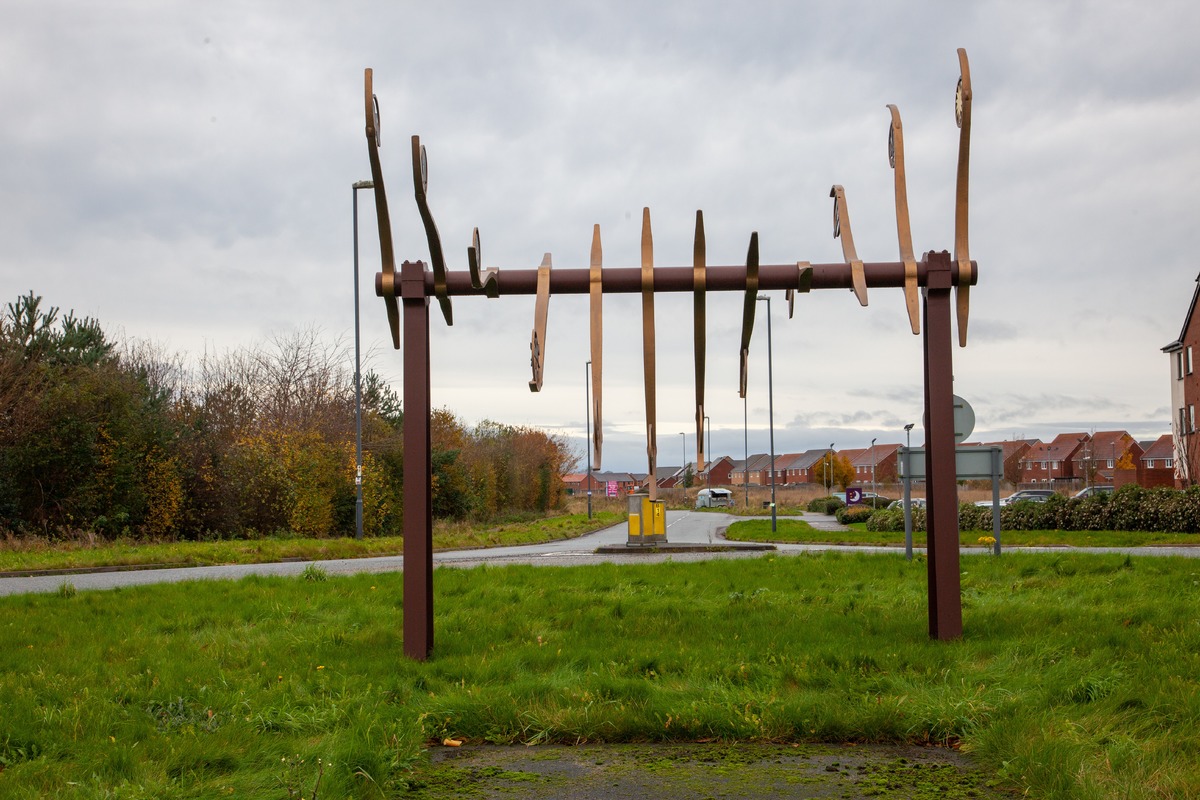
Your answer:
[2,552,1199,798]
[726,518,1200,548]
[0,512,623,574]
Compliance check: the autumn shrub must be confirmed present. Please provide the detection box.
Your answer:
[835,504,875,524]
[806,496,845,514]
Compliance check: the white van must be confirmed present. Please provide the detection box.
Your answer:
[695,488,734,508]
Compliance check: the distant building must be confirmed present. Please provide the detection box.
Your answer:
[1162,272,1200,486]
[1019,433,1088,485]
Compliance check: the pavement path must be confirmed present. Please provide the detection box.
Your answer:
[2,510,1198,597]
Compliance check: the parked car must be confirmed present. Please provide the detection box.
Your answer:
[694,488,734,508]
[1073,485,1114,499]
[974,489,1056,507]
[886,498,927,510]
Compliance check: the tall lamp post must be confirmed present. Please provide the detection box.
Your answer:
[679,432,686,487]
[703,415,711,488]
[585,360,593,520]
[827,443,835,491]
[352,179,374,540]
[903,423,914,560]
[870,437,877,502]
[743,395,749,508]
[756,295,776,532]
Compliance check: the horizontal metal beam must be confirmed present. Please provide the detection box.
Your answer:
[377,257,978,299]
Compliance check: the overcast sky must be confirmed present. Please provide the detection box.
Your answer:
[3,1,1198,472]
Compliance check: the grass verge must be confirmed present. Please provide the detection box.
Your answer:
[2,552,1199,798]
[0,512,623,575]
[726,519,1200,548]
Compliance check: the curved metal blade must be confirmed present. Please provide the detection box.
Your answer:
[589,224,603,469]
[693,210,706,472]
[528,252,551,392]
[954,47,973,347]
[411,135,453,326]
[641,208,657,500]
[467,228,500,298]
[887,104,921,335]
[787,261,812,319]
[738,231,760,399]
[363,68,399,349]
[830,185,868,306]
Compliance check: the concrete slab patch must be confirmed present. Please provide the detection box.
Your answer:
[411,742,1013,799]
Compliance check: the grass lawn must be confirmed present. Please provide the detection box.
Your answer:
[2,552,1199,798]
[725,518,1200,548]
[0,512,623,575]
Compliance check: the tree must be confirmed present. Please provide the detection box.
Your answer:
[811,452,855,491]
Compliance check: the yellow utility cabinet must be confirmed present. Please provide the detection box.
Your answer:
[627,492,666,545]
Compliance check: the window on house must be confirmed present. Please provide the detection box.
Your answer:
[1107,459,1113,469]
[1181,408,1189,435]
[1189,346,1194,375]
[1167,458,1174,468]
[1179,351,1186,379]
[1192,405,1196,433]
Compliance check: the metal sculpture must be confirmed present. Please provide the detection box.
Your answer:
[363,50,978,659]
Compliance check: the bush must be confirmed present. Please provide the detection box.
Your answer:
[806,496,845,514]
[835,504,875,525]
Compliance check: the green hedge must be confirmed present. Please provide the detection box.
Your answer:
[806,496,845,514]
[835,504,876,524]
[864,485,1200,534]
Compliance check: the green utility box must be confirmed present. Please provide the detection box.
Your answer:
[627,492,666,545]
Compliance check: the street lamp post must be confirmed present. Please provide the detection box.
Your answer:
[870,437,877,502]
[352,179,374,540]
[703,415,711,488]
[679,432,686,487]
[743,395,749,508]
[903,423,914,560]
[585,360,593,520]
[756,295,776,532]
[827,443,835,491]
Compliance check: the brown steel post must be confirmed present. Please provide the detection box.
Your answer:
[401,260,434,659]
[922,250,963,640]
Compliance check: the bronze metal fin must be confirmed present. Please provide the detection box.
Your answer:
[363,68,400,349]
[589,224,603,469]
[411,135,453,326]
[786,261,812,319]
[738,231,760,399]
[467,228,500,298]
[641,208,657,501]
[830,185,867,306]
[887,104,921,335]
[693,210,707,472]
[953,47,973,347]
[528,253,551,392]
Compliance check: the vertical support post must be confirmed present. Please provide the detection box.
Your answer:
[401,260,434,660]
[922,251,963,640]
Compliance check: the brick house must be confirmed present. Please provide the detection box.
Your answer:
[700,455,735,486]
[769,453,804,485]
[1069,431,1143,487]
[782,449,830,484]
[980,439,1037,485]
[849,443,901,485]
[1019,432,1088,485]
[729,455,772,487]
[563,471,639,496]
[1162,272,1200,486]
[1134,434,1176,489]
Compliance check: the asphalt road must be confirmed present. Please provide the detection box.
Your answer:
[2,510,1197,597]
